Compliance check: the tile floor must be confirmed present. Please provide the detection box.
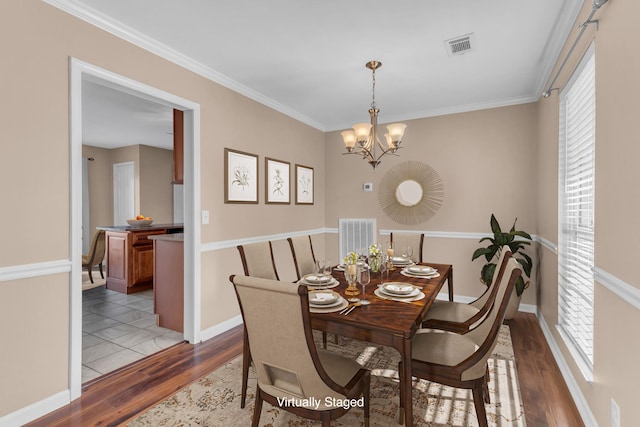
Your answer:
[82,286,184,383]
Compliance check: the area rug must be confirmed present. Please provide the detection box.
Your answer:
[128,325,525,426]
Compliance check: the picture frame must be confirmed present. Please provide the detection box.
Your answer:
[224,148,259,204]
[295,164,314,205]
[265,157,290,204]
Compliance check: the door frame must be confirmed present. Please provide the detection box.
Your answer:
[69,58,201,400]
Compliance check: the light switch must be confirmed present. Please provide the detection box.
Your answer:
[202,210,210,224]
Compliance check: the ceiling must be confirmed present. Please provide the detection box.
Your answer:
[59,0,583,149]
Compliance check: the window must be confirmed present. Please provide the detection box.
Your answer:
[558,44,595,380]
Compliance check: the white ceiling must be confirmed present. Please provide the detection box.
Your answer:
[59,0,583,149]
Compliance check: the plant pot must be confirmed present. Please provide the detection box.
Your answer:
[504,290,521,320]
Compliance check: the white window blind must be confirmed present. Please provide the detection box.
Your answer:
[558,44,595,376]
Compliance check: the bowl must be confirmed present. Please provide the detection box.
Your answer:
[127,219,153,226]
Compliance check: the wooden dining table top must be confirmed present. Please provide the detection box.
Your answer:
[309,262,453,339]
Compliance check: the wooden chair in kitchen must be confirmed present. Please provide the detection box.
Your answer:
[82,230,106,284]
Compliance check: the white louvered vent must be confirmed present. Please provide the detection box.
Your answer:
[445,33,474,56]
[339,218,377,260]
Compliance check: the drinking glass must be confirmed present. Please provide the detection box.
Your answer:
[315,259,326,277]
[406,245,414,262]
[357,265,371,305]
[379,255,388,283]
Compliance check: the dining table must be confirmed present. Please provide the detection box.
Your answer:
[308,261,453,427]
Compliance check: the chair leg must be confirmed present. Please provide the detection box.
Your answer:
[363,370,371,427]
[99,262,104,279]
[398,361,405,425]
[88,268,94,284]
[483,365,491,403]
[322,331,327,349]
[251,388,263,427]
[241,327,251,408]
[472,380,489,427]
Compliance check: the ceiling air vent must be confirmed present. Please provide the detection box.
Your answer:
[445,33,474,56]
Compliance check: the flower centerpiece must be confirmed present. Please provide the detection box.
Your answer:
[368,243,382,273]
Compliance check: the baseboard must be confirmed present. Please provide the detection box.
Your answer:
[199,314,243,342]
[0,390,70,427]
[535,310,598,427]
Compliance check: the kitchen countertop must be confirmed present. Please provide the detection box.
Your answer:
[97,223,184,232]
[149,233,184,242]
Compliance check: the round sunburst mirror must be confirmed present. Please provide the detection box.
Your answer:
[378,161,444,225]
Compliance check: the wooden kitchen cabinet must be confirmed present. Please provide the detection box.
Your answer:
[173,109,184,184]
[151,234,184,332]
[103,227,172,294]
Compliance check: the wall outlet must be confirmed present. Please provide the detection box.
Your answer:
[201,210,209,225]
[611,398,620,427]
[363,183,373,192]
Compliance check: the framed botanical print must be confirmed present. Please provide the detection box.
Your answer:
[295,164,314,205]
[224,148,259,204]
[265,157,290,204]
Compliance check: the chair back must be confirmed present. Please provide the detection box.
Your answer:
[460,257,521,381]
[390,232,424,263]
[86,230,106,265]
[287,235,316,280]
[230,275,347,404]
[237,241,279,280]
[466,245,512,328]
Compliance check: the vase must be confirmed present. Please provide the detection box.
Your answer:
[369,255,381,273]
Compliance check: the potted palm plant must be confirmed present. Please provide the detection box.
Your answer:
[472,214,532,318]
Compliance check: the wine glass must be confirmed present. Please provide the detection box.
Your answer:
[323,259,332,278]
[357,265,371,305]
[379,255,388,283]
[406,245,414,262]
[315,259,326,277]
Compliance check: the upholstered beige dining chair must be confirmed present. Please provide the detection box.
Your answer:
[82,230,106,284]
[287,235,317,281]
[236,241,280,408]
[421,246,512,334]
[399,257,522,427]
[288,235,334,349]
[389,232,424,263]
[230,275,371,427]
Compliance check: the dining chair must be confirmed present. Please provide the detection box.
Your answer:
[236,241,280,408]
[230,275,371,427]
[287,235,317,281]
[389,232,424,263]
[398,257,522,427]
[82,230,106,284]
[421,246,512,333]
[287,235,334,349]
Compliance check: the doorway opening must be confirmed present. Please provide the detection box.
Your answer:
[70,58,201,399]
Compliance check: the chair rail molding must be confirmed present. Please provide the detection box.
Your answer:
[200,228,330,252]
[594,267,640,312]
[0,259,71,282]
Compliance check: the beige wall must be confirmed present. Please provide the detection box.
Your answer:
[324,103,539,305]
[2,0,639,424]
[139,145,173,223]
[0,0,323,417]
[535,1,640,426]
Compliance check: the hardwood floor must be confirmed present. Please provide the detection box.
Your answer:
[26,312,583,427]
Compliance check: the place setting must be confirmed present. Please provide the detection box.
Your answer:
[400,264,440,279]
[307,290,348,313]
[298,259,340,289]
[374,281,426,302]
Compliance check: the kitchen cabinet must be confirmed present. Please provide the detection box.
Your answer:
[150,233,184,332]
[99,224,183,294]
[173,109,184,184]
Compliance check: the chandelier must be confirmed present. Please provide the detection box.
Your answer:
[341,60,407,170]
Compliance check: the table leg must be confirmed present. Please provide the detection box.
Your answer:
[447,266,454,302]
[400,337,413,426]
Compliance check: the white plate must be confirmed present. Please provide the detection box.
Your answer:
[400,270,440,280]
[407,265,436,275]
[381,282,415,295]
[308,290,339,305]
[379,285,421,298]
[300,278,340,289]
[309,296,344,309]
[303,274,332,284]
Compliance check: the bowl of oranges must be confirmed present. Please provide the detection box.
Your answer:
[127,215,153,227]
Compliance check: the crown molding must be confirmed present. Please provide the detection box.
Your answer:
[42,0,326,131]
